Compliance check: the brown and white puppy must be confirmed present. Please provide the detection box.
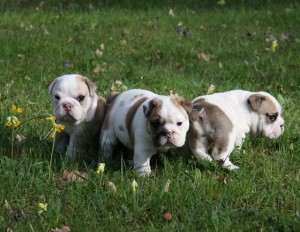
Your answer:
[49,74,107,160]
[188,90,284,170]
[99,89,192,176]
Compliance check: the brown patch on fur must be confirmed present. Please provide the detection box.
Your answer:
[102,93,121,131]
[88,97,107,145]
[170,95,192,115]
[126,97,148,146]
[193,98,205,105]
[107,92,120,105]
[144,98,163,118]
[248,94,278,115]
[189,101,233,154]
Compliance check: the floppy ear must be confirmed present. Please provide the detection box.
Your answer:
[143,98,162,118]
[247,94,266,111]
[81,76,97,96]
[181,99,193,114]
[48,78,58,94]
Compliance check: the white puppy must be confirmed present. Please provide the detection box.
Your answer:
[99,89,192,176]
[49,74,107,160]
[188,90,284,170]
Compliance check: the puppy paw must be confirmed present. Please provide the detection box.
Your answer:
[136,165,151,177]
[223,163,239,170]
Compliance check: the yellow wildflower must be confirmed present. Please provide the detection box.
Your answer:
[53,124,65,133]
[271,40,278,52]
[11,104,17,111]
[49,115,56,122]
[37,202,48,215]
[11,104,23,113]
[6,116,21,128]
[96,163,105,174]
[131,179,138,193]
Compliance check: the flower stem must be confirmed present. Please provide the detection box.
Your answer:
[49,132,56,180]
[10,127,14,158]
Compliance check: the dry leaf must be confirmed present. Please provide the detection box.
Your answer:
[218,175,228,185]
[51,225,71,232]
[120,39,127,46]
[197,53,210,62]
[57,170,88,187]
[163,211,172,222]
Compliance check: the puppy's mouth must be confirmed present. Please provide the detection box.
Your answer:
[153,130,177,148]
[56,113,79,124]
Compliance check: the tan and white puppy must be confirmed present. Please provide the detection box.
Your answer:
[99,89,192,176]
[188,90,284,170]
[49,74,107,160]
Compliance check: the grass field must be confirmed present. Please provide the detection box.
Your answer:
[0,1,299,231]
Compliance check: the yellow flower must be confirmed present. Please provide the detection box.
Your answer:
[49,115,56,122]
[131,179,138,193]
[6,116,21,128]
[53,124,65,133]
[37,202,48,214]
[271,40,278,52]
[11,104,23,113]
[11,104,17,111]
[16,107,23,113]
[96,163,105,174]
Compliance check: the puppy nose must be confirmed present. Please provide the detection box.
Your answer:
[63,103,73,111]
[161,129,172,139]
[280,124,285,131]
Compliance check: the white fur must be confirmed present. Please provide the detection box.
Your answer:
[100,89,190,176]
[190,90,284,170]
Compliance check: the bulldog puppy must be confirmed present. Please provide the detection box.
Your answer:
[188,90,284,170]
[49,74,107,160]
[99,89,192,176]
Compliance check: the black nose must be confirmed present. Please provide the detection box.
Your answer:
[280,124,284,130]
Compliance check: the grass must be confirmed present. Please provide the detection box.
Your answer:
[0,1,299,231]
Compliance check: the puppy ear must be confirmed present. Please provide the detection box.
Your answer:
[171,95,193,114]
[81,76,97,96]
[143,98,162,118]
[48,78,57,94]
[247,94,266,111]
[181,100,193,114]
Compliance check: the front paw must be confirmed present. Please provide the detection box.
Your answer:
[135,165,151,177]
[222,162,239,170]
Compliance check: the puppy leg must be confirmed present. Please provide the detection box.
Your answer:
[54,131,69,154]
[189,138,213,161]
[66,135,78,161]
[211,137,239,170]
[99,130,118,160]
[133,148,152,176]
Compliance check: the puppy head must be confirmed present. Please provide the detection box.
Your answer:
[247,92,284,138]
[143,95,192,148]
[49,74,97,125]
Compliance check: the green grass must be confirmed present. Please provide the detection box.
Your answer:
[0,1,299,231]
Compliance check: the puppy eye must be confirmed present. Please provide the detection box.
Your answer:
[54,95,60,100]
[77,95,85,102]
[267,114,277,122]
[177,122,183,126]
